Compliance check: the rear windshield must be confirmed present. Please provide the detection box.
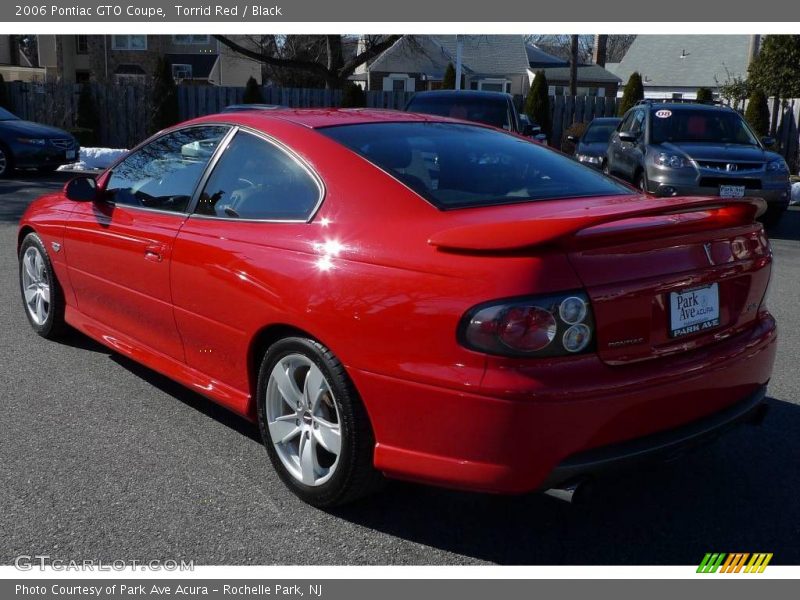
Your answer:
[320,122,632,209]
[650,109,759,146]
[583,121,619,143]
[406,95,512,130]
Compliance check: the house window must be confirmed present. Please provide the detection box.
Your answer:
[172,35,211,45]
[576,87,600,97]
[75,35,88,55]
[75,70,91,83]
[382,74,413,92]
[112,35,147,51]
[476,78,511,93]
[172,64,193,80]
[672,93,683,100]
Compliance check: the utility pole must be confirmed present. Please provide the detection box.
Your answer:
[569,35,579,97]
[455,34,463,91]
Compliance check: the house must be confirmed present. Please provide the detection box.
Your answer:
[354,35,531,95]
[526,44,621,98]
[4,35,262,86]
[606,35,761,99]
[0,35,46,82]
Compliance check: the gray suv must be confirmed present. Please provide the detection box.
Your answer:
[606,101,792,224]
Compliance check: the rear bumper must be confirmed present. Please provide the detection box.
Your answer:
[539,384,767,490]
[356,313,777,494]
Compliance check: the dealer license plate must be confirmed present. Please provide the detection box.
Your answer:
[719,185,745,198]
[669,283,720,338]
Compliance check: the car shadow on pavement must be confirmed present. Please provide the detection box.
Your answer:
[51,325,800,565]
[330,396,800,565]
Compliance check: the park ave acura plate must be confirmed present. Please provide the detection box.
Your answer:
[669,283,720,338]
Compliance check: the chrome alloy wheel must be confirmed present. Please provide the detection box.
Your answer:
[21,246,50,325]
[265,354,342,486]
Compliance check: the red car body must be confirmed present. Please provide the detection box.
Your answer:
[18,109,777,496]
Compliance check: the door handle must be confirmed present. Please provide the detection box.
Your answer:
[144,243,167,263]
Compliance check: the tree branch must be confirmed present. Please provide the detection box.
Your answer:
[214,35,329,78]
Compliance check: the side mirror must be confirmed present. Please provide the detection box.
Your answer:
[618,131,638,143]
[567,135,578,143]
[64,176,98,202]
[761,136,776,148]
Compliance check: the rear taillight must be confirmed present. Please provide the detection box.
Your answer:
[458,292,595,357]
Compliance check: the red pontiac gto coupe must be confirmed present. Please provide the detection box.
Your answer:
[18,109,776,506]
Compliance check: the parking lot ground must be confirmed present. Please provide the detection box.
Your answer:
[1,174,799,565]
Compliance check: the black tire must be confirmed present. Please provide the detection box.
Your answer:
[0,143,14,179]
[760,206,785,229]
[635,170,648,193]
[256,336,383,507]
[18,232,67,339]
[37,165,61,173]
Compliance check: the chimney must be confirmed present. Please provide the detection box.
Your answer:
[748,35,761,64]
[592,34,608,67]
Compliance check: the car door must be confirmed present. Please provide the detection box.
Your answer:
[63,124,231,361]
[170,128,324,401]
[608,111,634,175]
[624,109,647,179]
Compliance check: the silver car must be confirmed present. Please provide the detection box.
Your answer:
[606,101,791,224]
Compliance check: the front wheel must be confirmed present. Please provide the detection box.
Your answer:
[19,232,67,338]
[0,144,14,178]
[256,337,383,506]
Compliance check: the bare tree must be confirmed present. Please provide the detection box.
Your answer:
[605,35,636,64]
[214,34,401,89]
[525,34,635,65]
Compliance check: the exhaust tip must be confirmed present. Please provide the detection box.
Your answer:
[544,478,594,505]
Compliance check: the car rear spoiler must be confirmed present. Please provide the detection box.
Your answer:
[427,196,766,252]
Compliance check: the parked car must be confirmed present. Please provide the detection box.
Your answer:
[606,100,791,225]
[222,104,285,113]
[0,107,79,178]
[405,90,546,141]
[568,117,622,169]
[18,109,776,507]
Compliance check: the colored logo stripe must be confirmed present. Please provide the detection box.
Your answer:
[697,553,772,573]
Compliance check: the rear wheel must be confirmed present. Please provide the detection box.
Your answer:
[256,336,383,506]
[18,233,67,339]
[0,144,13,178]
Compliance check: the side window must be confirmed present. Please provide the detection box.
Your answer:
[195,131,321,221]
[106,126,229,213]
[629,110,645,136]
[619,111,635,133]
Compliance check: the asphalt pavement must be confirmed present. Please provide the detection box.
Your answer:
[1,172,799,565]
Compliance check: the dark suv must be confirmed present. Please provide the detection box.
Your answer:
[606,101,791,224]
[405,90,546,141]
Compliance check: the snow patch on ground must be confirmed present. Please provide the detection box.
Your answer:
[792,182,800,206]
[57,147,128,172]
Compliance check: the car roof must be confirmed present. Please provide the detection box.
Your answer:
[194,108,473,129]
[588,117,621,124]
[640,102,733,113]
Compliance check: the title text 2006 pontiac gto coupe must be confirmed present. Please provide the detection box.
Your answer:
[18,109,776,506]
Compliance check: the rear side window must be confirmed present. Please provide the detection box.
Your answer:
[320,122,632,209]
[195,131,321,221]
[406,95,511,130]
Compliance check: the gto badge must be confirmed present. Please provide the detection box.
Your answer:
[51,242,61,253]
